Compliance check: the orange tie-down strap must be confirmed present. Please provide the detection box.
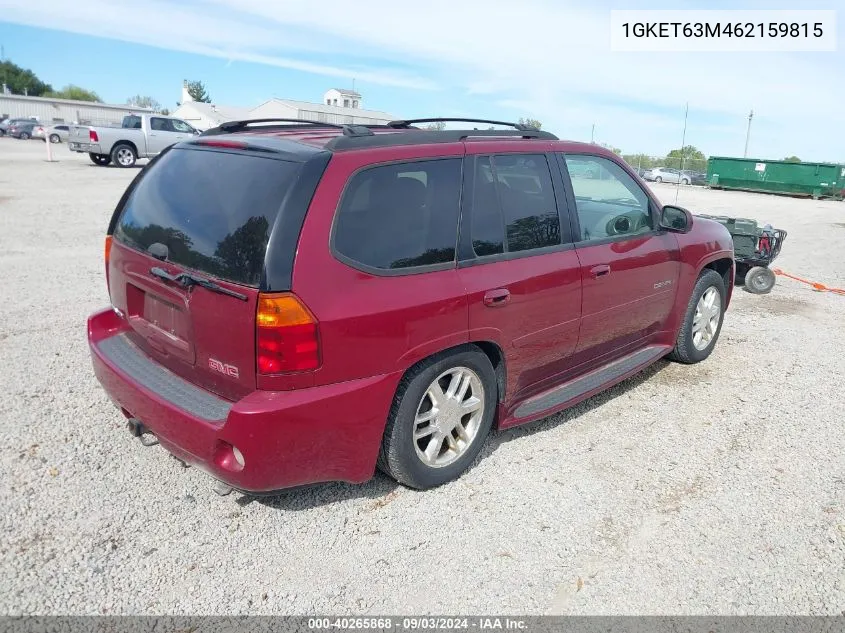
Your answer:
[772,268,845,296]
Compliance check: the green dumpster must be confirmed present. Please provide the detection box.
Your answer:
[706,157,845,200]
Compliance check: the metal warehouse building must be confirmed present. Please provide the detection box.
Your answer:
[0,94,152,126]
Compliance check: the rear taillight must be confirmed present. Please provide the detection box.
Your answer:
[256,293,320,374]
[89,129,99,142]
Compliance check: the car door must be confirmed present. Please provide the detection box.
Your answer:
[456,150,582,403]
[146,117,173,155]
[558,153,681,363]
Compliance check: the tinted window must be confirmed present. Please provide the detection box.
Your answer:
[470,154,561,256]
[171,119,194,133]
[334,159,462,271]
[114,148,299,286]
[564,155,652,242]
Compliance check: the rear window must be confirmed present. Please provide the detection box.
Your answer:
[113,148,299,286]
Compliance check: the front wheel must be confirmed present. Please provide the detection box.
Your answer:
[655,176,663,183]
[19,132,30,140]
[111,143,137,168]
[681,178,690,185]
[49,134,61,143]
[89,153,111,166]
[668,269,726,364]
[377,346,497,489]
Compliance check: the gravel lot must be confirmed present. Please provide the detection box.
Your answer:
[1,138,843,615]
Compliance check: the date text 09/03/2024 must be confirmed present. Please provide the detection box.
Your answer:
[308,617,528,630]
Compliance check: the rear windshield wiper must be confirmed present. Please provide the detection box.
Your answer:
[149,267,248,301]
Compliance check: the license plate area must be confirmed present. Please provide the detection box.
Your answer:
[125,284,195,364]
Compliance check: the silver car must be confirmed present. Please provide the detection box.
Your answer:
[642,167,690,184]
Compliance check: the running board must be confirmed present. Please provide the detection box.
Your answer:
[513,345,669,419]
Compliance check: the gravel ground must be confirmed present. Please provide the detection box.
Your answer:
[1,139,843,615]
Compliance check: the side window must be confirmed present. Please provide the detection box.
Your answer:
[171,119,194,133]
[150,117,168,131]
[563,155,653,242]
[334,159,462,271]
[470,154,561,257]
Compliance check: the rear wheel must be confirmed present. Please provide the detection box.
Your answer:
[668,269,725,364]
[49,134,61,143]
[681,177,690,185]
[377,346,497,489]
[111,143,137,168]
[89,153,111,166]
[655,176,663,183]
[744,266,776,294]
[19,132,30,140]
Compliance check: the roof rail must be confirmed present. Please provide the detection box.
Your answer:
[201,118,374,138]
[325,128,558,151]
[388,117,540,132]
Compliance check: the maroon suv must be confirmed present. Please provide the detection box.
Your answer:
[88,118,734,493]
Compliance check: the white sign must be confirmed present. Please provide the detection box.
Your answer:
[755,163,767,172]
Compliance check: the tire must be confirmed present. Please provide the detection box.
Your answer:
[681,178,690,185]
[89,153,111,166]
[655,176,663,183]
[744,266,776,294]
[377,346,497,489]
[111,143,137,168]
[19,132,30,140]
[668,269,726,364]
[49,134,61,143]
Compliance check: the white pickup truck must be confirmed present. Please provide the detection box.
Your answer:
[68,114,199,167]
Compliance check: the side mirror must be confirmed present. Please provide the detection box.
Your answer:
[660,205,693,233]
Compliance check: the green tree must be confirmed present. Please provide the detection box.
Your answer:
[127,95,162,111]
[0,60,52,96]
[160,108,170,116]
[622,153,657,170]
[423,121,446,131]
[45,84,101,102]
[185,80,211,103]
[518,117,542,130]
[667,145,705,160]
[600,143,622,155]
[783,155,801,163]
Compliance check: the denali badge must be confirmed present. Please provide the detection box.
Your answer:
[209,358,239,379]
[654,280,673,289]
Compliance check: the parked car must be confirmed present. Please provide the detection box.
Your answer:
[9,121,40,139]
[88,117,734,494]
[682,170,707,186]
[33,124,70,143]
[68,114,200,167]
[643,167,690,184]
[0,117,38,136]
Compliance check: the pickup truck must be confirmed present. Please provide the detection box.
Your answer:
[69,114,199,167]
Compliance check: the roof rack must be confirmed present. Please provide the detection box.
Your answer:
[325,127,558,151]
[201,118,375,138]
[388,117,540,132]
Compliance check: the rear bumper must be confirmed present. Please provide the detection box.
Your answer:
[88,308,400,493]
[69,142,102,154]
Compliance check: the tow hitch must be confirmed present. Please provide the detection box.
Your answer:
[127,418,159,446]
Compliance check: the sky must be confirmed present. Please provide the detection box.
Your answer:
[0,0,842,161]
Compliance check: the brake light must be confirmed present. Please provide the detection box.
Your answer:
[256,293,320,374]
[89,129,99,142]
[195,139,248,149]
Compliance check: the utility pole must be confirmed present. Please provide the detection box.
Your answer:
[743,109,754,158]
[590,123,595,143]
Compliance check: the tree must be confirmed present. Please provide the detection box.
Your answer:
[518,117,542,130]
[783,155,801,163]
[0,60,52,96]
[127,95,162,112]
[45,84,101,102]
[667,145,705,160]
[600,143,622,155]
[160,108,170,116]
[423,121,446,131]
[185,80,211,103]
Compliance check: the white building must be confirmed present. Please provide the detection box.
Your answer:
[171,81,394,130]
[172,101,251,132]
[0,93,152,126]
[251,98,393,126]
[323,88,362,109]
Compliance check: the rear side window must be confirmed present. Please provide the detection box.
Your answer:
[470,154,561,256]
[333,159,462,271]
[113,148,299,286]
